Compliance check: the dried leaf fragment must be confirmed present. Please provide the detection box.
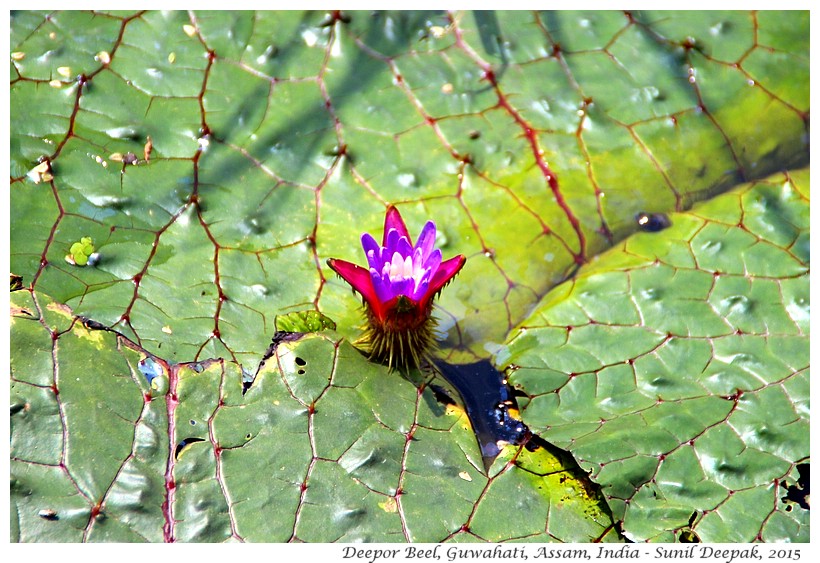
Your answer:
[26,160,53,184]
[143,136,153,162]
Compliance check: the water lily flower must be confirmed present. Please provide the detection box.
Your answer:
[327,205,466,369]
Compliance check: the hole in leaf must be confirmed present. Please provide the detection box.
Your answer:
[241,366,255,395]
[635,211,672,232]
[433,359,532,472]
[688,511,698,527]
[780,462,810,510]
[174,437,205,460]
[79,316,108,331]
[138,357,163,384]
[295,357,306,366]
[678,530,701,543]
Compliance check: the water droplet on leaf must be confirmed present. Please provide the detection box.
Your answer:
[721,295,752,314]
[640,288,662,300]
[250,284,269,297]
[701,240,723,253]
[38,509,58,520]
[397,171,418,188]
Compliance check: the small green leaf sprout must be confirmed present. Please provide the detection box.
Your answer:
[65,236,99,267]
[275,310,337,333]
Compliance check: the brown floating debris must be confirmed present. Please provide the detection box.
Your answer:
[27,160,53,184]
[143,136,153,162]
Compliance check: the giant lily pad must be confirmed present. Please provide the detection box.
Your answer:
[10,10,809,542]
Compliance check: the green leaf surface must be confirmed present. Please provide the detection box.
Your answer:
[10,10,809,363]
[11,290,617,542]
[10,10,809,542]
[503,170,810,542]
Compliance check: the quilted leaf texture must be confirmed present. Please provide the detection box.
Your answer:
[10,11,808,542]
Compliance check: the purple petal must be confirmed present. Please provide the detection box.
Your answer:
[415,221,437,259]
[423,248,442,276]
[395,235,413,260]
[412,278,430,301]
[390,277,410,300]
[384,228,400,258]
[361,233,382,270]
[412,247,424,271]
[423,255,466,304]
[383,205,410,246]
[370,268,394,303]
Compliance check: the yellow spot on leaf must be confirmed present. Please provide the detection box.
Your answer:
[48,79,62,88]
[162,326,173,334]
[96,51,111,64]
[11,52,25,61]
[72,322,106,347]
[458,471,472,482]
[183,24,196,37]
[57,66,71,77]
[378,497,398,513]
[46,301,73,320]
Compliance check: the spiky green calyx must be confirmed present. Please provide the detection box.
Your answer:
[356,295,437,370]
